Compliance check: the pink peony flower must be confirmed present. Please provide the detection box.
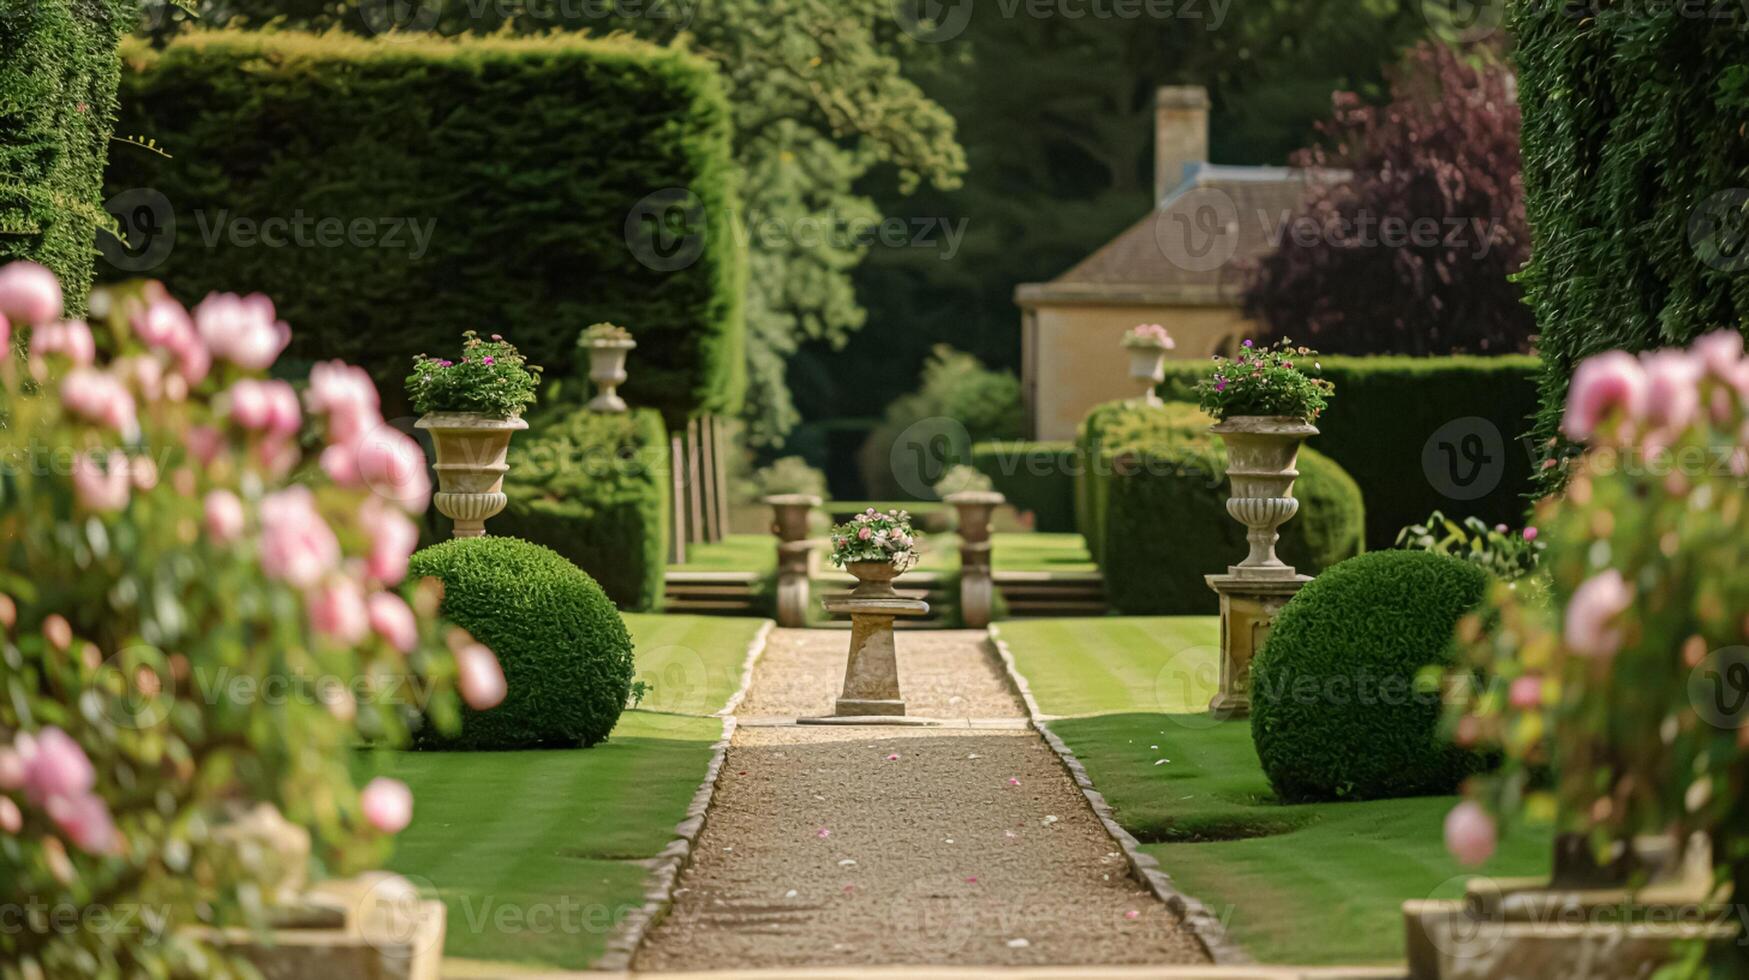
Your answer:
[71,451,131,512]
[19,728,95,808]
[0,747,23,789]
[360,778,413,834]
[1444,801,1497,867]
[1691,329,1744,378]
[258,487,342,589]
[1522,526,1537,541]
[133,299,196,354]
[226,379,301,438]
[367,592,418,653]
[364,503,420,585]
[1565,569,1634,658]
[1508,674,1543,710]
[456,642,507,710]
[306,361,382,444]
[0,797,19,835]
[203,490,246,542]
[355,426,431,512]
[1563,351,1647,443]
[47,791,117,854]
[307,578,369,645]
[61,368,139,439]
[185,425,225,467]
[195,293,289,370]
[1638,350,1703,437]
[30,320,96,365]
[0,261,63,326]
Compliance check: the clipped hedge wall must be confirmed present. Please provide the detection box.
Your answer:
[1511,7,1749,483]
[107,31,744,424]
[1250,550,1489,802]
[1159,355,1540,547]
[493,405,670,612]
[1077,401,1365,614]
[0,0,132,308]
[970,440,1076,532]
[409,537,634,750]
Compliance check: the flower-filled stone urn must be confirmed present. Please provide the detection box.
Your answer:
[580,322,636,413]
[1123,323,1175,407]
[407,331,542,538]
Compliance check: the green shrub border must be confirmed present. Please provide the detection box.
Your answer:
[969,440,1077,532]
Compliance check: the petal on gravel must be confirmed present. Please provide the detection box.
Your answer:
[816,827,831,839]
[1125,910,1141,920]
[885,753,900,761]
[1007,777,1020,786]
[965,876,978,883]
[1041,815,1058,826]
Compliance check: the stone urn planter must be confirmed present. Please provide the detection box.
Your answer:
[945,489,1004,628]
[845,559,904,599]
[1127,344,1168,407]
[1210,415,1319,578]
[415,412,528,538]
[765,494,821,628]
[585,336,636,413]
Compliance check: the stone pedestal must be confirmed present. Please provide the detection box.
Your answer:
[946,490,1003,629]
[1204,572,1308,716]
[764,494,819,628]
[800,562,935,726]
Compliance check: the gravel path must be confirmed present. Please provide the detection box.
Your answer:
[634,629,1209,970]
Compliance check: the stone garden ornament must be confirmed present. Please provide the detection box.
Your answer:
[408,330,542,538]
[1124,322,1175,407]
[581,321,636,413]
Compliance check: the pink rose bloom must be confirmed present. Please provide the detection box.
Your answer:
[308,578,369,645]
[19,727,95,808]
[361,777,413,834]
[61,368,139,439]
[0,261,63,326]
[0,746,23,789]
[1563,351,1647,442]
[0,797,20,835]
[857,527,872,541]
[367,592,418,653]
[1444,800,1497,867]
[262,380,302,439]
[185,425,225,467]
[1508,674,1543,710]
[306,361,382,444]
[456,642,507,710]
[1522,526,1537,541]
[1691,329,1743,378]
[177,339,211,386]
[47,791,117,855]
[258,487,342,589]
[133,298,196,355]
[195,293,289,370]
[226,379,272,429]
[355,426,431,512]
[1638,350,1702,437]
[71,451,131,512]
[364,503,420,585]
[203,489,246,542]
[1565,569,1634,658]
[129,454,158,492]
[30,320,96,365]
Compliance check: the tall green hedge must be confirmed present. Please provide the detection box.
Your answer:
[1511,8,1749,479]
[0,0,131,307]
[106,31,743,424]
[969,440,1076,532]
[492,404,670,612]
[1159,355,1541,547]
[1076,401,1365,615]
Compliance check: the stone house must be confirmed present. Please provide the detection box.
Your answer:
[1014,86,1329,441]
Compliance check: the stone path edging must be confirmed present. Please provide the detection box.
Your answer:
[597,619,776,970]
[985,625,1250,967]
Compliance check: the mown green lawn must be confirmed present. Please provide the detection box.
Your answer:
[359,614,767,969]
[1001,617,1552,966]
[917,532,1097,573]
[669,533,775,573]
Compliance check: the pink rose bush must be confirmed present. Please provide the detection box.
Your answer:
[1445,332,1749,941]
[0,264,504,975]
[827,508,923,572]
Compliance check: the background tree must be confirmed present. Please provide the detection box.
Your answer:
[1240,41,1532,356]
[143,0,966,449]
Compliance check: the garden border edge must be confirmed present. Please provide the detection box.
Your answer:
[985,623,1251,966]
[597,618,776,970]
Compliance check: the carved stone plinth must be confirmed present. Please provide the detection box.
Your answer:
[764,494,819,628]
[1204,572,1308,716]
[799,561,935,726]
[946,490,1004,629]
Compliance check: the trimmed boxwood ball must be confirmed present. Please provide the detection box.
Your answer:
[409,536,634,750]
[1250,550,1489,802]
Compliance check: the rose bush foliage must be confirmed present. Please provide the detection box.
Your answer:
[1443,331,1749,972]
[0,262,507,977]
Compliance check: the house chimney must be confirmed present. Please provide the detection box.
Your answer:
[1155,85,1210,202]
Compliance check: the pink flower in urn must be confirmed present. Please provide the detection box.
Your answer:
[1565,569,1634,658]
[258,487,342,589]
[360,778,413,834]
[456,642,507,710]
[203,490,246,542]
[1444,801,1496,867]
[19,728,95,808]
[857,527,872,541]
[367,592,418,653]
[195,293,289,370]
[0,261,63,326]
[1508,674,1543,710]
[307,578,370,645]
[71,451,131,512]
[1563,351,1647,442]
[356,426,431,512]
[47,791,117,855]
[364,503,420,585]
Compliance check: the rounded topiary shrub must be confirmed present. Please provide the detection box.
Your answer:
[1250,550,1488,802]
[409,536,633,749]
